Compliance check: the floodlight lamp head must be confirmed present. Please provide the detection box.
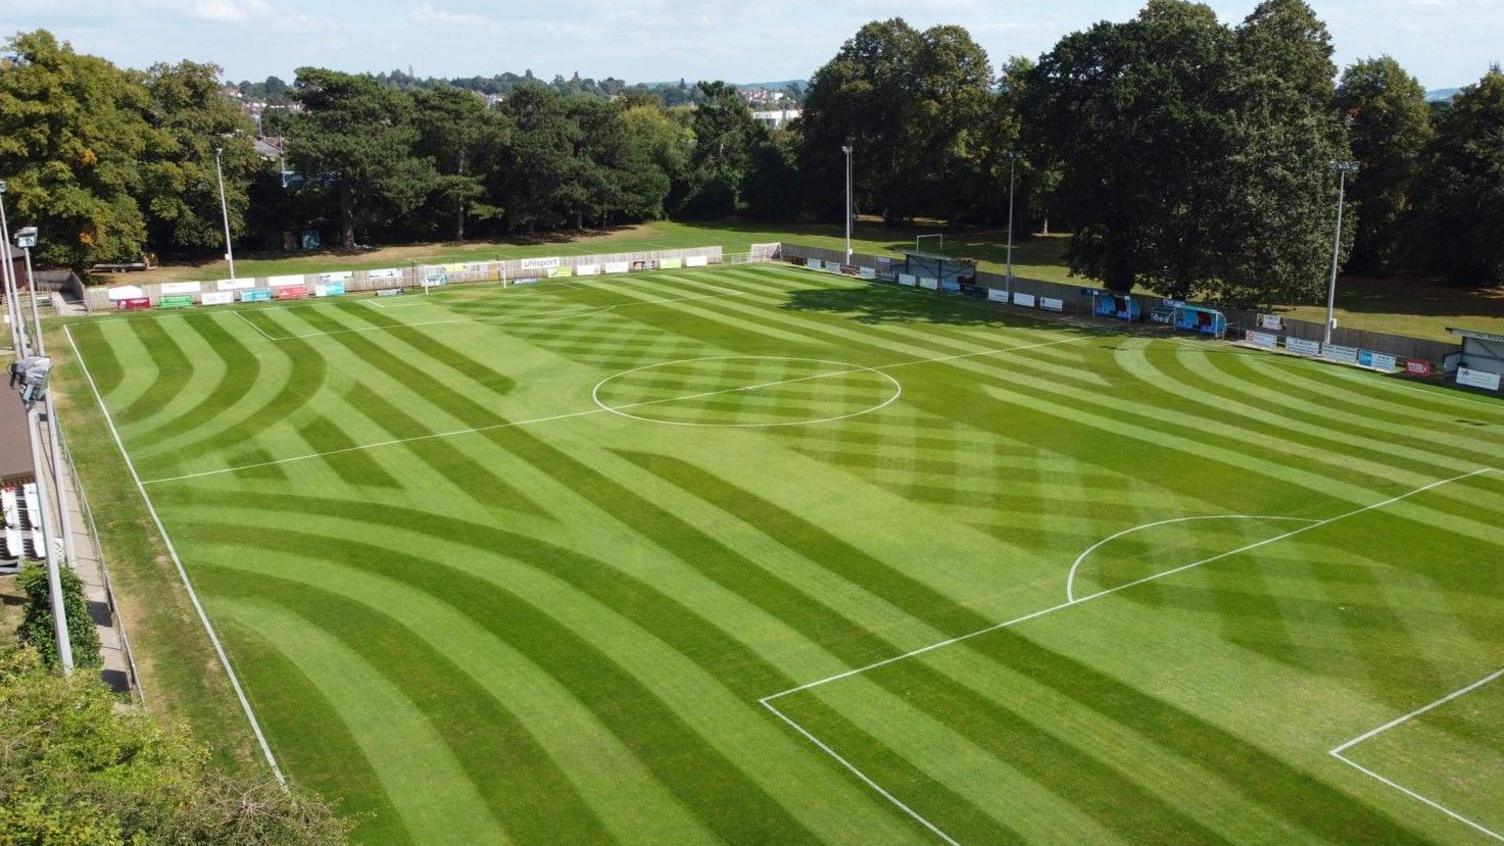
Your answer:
[0,180,6,193]
[15,226,36,249]
[1332,161,1359,173]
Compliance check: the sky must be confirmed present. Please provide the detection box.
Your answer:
[6,0,1501,92]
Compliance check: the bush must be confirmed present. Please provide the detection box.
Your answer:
[17,564,102,668]
[0,645,351,846]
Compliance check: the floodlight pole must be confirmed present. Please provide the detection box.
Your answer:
[22,245,81,583]
[215,147,236,280]
[1005,151,1019,298]
[1323,161,1358,346]
[842,137,854,264]
[0,189,72,674]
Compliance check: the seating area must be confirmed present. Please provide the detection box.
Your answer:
[2,482,45,561]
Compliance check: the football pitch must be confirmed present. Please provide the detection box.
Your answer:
[64,263,1504,844]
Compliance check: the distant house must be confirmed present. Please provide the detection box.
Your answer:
[751,108,801,129]
[253,136,285,160]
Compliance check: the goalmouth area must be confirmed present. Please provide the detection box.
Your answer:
[55,258,1504,844]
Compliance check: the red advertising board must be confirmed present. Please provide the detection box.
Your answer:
[275,286,311,300]
[1404,358,1435,377]
[114,297,152,311]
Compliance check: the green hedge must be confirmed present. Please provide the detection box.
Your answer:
[17,565,102,668]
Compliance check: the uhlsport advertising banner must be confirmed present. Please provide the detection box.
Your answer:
[520,257,561,271]
[1285,337,1321,356]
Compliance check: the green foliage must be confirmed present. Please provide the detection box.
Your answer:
[17,565,101,669]
[1337,57,1432,275]
[138,60,260,252]
[286,68,434,249]
[0,645,351,846]
[0,30,152,268]
[1025,0,1351,305]
[1406,68,1504,285]
[798,18,996,224]
[680,81,767,218]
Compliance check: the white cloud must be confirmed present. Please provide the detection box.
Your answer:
[412,3,490,25]
[189,0,271,22]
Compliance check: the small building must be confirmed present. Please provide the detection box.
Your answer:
[751,108,801,129]
[1446,327,1504,393]
[0,396,34,488]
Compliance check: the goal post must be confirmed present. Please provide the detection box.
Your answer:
[915,234,944,256]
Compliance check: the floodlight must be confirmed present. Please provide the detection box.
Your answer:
[15,226,36,249]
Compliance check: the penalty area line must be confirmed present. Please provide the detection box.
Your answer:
[760,468,1493,845]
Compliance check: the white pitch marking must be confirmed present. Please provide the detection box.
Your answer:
[763,468,1493,703]
[761,699,962,846]
[590,355,904,429]
[65,326,287,786]
[232,308,280,342]
[1064,514,1321,603]
[1331,667,1504,756]
[1329,751,1504,843]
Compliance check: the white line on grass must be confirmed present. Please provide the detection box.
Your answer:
[761,699,961,846]
[1331,666,1504,755]
[759,469,1494,845]
[1064,514,1321,603]
[232,309,280,342]
[141,334,1091,485]
[1330,668,1504,844]
[65,325,287,786]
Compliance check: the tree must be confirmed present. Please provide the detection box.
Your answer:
[1212,0,1352,306]
[681,81,765,218]
[0,646,350,845]
[798,19,995,225]
[742,131,800,220]
[1025,0,1235,295]
[493,85,581,233]
[1407,68,1504,285]
[1337,57,1432,275]
[286,68,433,249]
[17,565,101,669]
[138,60,260,255]
[0,30,154,268]
[621,103,690,218]
[412,86,506,241]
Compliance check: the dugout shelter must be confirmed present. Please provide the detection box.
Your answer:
[1173,304,1227,337]
[1091,290,1141,322]
[1446,327,1504,392]
[897,251,975,293]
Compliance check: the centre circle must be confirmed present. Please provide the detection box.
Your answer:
[591,355,903,428]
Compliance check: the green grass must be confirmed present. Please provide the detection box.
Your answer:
[61,264,1504,844]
